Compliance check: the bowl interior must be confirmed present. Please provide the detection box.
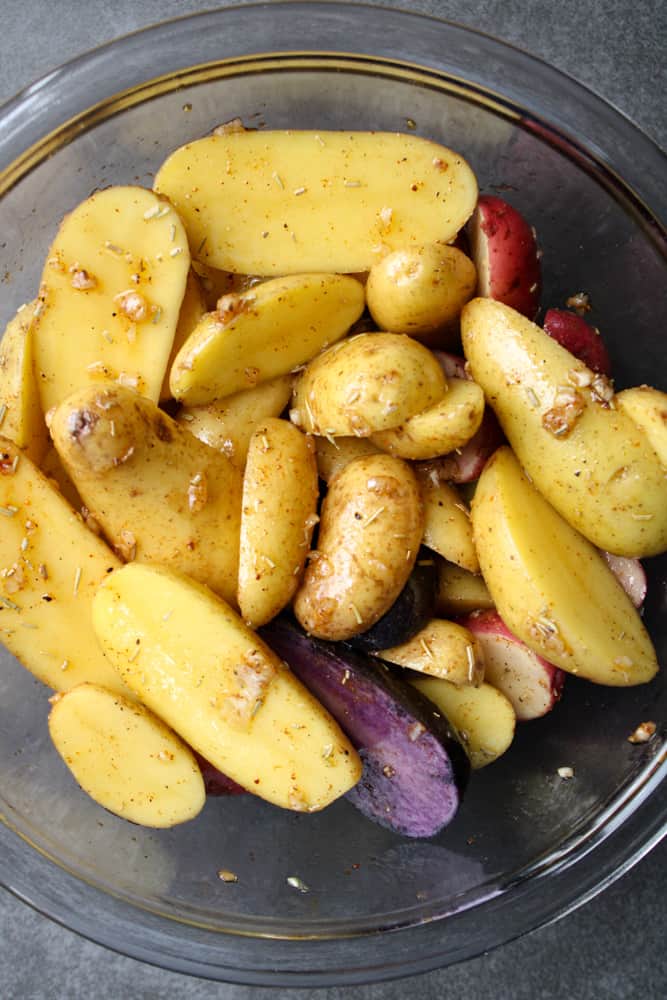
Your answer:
[1,41,666,981]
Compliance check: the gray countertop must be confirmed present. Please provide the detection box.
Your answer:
[1,1,666,997]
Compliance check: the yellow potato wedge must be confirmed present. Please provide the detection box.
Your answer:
[294,453,423,639]
[238,419,319,627]
[415,470,479,573]
[371,376,484,460]
[471,446,659,685]
[170,273,364,405]
[461,298,667,556]
[376,619,485,685]
[0,437,128,694]
[314,435,381,483]
[33,186,190,412]
[410,675,516,769]
[49,386,242,605]
[92,564,362,811]
[435,561,494,617]
[0,301,48,463]
[159,270,206,401]
[154,130,478,274]
[49,684,205,828]
[616,385,667,467]
[292,332,447,436]
[178,374,293,467]
[40,444,83,511]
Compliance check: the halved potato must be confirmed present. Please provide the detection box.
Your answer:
[0,301,48,463]
[154,130,478,274]
[377,619,485,686]
[616,385,667,466]
[92,563,362,812]
[0,437,128,694]
[471,446,658,685]
[49,683,205,827]
[415,470,479,573]
[49,385,242,605]
[435,561,494,617]
[33,186,190,412]
[170,273,364,405]
[314,435,381,483]
[159,270,206,401]
[238,419,319,627]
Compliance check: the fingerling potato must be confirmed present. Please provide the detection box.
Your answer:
[376,618,485,686]
[616,385,667,466]
[314,435,382,483]
[415,470,479,573]
[0,301,48,463]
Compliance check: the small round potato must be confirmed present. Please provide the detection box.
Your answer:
[366,243,477,346]
[294,453,424,640]
[291,332,447,437]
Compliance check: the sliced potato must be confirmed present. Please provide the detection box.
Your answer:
[92,564,362,812]
[33,186,190,412]
[314,435,381,483]
[178,374,293,467]
[238,419,319,627]
[154,130,478,274]
[461,298,667,556]
[49,684,205,828]
[435,561,494,617]
[616,385,667,466]
[377,619,485,686]
[371,377,484,460]
[294,454,423,640]
[0,437,128,694]
[292,332,447,436]
[159,270,206,401]
[471,447,659,685]
[170,273,364,405]
[40,444,83,511]
[410,675,516,769]
[0,301,48,463]
[49,385,242,605]
[415,470,479,573]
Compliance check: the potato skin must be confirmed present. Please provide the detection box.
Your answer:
[294,454,423,640]
[366,244,477,346]
[292,332,447,437]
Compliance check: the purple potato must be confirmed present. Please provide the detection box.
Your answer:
[261,618,469,838]
[346,557,437,653]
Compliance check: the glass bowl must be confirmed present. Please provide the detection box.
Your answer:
[0,2,665,987]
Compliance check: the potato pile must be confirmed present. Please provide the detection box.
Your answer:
[0,127,665,838]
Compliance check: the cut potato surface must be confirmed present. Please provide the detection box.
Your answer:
[93,564,361,811]
[49,684,205,828]
[314,435,381,483]
[159,270,206,401]
[33,186,190,413]
[462,298,667,556]
[0,437,129,695]
[616,385,667,467]
[0,301,48,463]
[411,675,516,768]
[415,471,479,573]
[154,130,478,275]
[49,386,242,605]
[238,419,319,627]
[377,618,485,686]
[170,273,364,405]
[435,561,494,617]
[471,447,658,685]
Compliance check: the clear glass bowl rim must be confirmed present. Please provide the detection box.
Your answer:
[0,1,665,987]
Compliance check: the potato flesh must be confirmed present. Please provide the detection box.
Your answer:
[154,131,478,274]
[0,302,48,463]
[411,676,516,769]
[371,376,484,460]
[49,386,242,605]
[294,454,423,639]
[33,186,190,412]
[461,298,667,556]
[49,683,205,828]
[238,419,319,627]
[292,332,447,436]
[0,437,128,694]
[471,447,658,685]
[415,471,479,573]
[92,564,362,811]
[377,619,485,686]
[159,270,206,401]
[314,435,381,483]
[616,386,667,467]
[435,561,494,617]
[170,273,365,405]
[178,375,293,468]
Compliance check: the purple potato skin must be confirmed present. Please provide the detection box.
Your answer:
[261,618,469,838]
[346,557,437,653]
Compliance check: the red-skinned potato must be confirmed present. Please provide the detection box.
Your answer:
[469,195,541,319]
[432,351,469,381]
[601,552,647,609]
[458,610,565,721]
[416,408,504,484]
[543,309,612,376]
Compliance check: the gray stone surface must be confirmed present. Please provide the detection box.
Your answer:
[1,1,666,997]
